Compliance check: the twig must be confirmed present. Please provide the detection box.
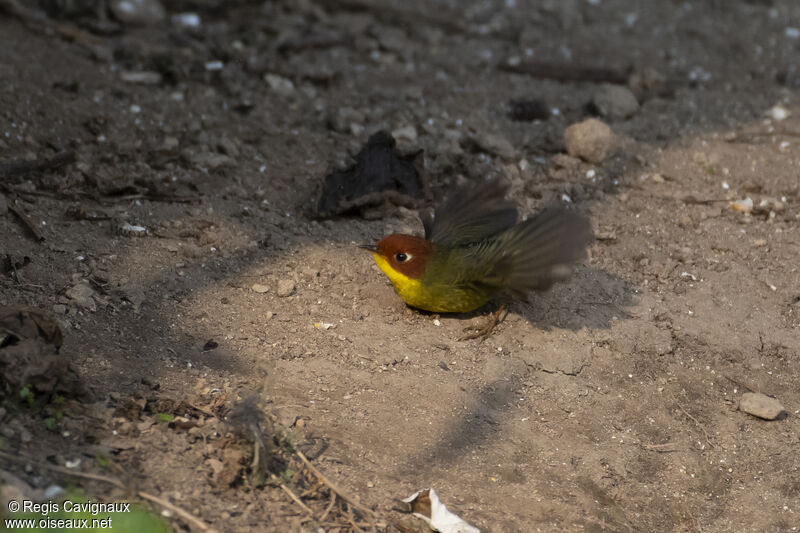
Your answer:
[319,493,337,522]
[2,186,63,199]
[8,202,45,241]
[499,60,630,84]
[0,450,209,532]
[0,151,75,178]
[321,0,467,35]
[723,374,755,393]
[679,195,729,205]
[295,451,376,522]
[639,442,681,453]
[677,404,714,448]
[345,503,366,533]
[137,491,209,532]
[280,484,315,516]
[99,193,204,204]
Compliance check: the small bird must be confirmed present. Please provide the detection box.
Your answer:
[360,179,592,315]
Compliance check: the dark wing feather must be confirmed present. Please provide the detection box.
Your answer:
[422,179,518,246]
[464,203,592,295]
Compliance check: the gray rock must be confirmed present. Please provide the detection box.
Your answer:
[264,74,295,97]
[1,470,39,509]
[183,148,236,170]
[276,279,295,297]
[392,125,418,144]
[162,136,179,151]
[474,131,516,160]
[328,107,366,134]
[564,118,615,163]
[251,284,270,294]
[110,0,166,25]
[377,27,409,52]
[739,392,785,420]
[66,282,97,312]
[593,84,639,120]
[218,135,239,158]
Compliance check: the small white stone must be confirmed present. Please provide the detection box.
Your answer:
[767,105,789,121]
[172,12,200,27]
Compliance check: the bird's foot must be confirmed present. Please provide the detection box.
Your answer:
[459,304,508,341]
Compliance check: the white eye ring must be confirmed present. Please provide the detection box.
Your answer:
[395,252,412,262]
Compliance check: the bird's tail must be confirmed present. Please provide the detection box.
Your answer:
[484,204,593,296]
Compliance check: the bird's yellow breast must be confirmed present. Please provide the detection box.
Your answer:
[371,254,488,313]
[372,253,425,302]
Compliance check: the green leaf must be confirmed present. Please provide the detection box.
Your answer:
[155,413,174,423]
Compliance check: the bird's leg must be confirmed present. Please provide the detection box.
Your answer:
[459,304,508,341]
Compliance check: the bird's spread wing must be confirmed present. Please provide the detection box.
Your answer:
[422,179,518,246]
[461,203,593,295]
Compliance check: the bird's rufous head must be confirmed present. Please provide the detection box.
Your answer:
[359,234,432,279]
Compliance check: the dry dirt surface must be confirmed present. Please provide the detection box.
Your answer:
[1,1,799,532]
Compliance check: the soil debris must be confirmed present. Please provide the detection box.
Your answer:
[0,306,76,396]
[317,131,424,218]
[564,118,616,163]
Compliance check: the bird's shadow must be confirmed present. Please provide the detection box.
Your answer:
[514,265,635,331]
[420,265,634,332]
[397,266,634,475]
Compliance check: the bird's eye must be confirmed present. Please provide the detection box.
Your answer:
[395,253,409,262]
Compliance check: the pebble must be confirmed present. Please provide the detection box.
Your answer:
[118,223,148,236]
[251,284,270,294]
[110,0,166,25]
[218,135,239,158]
[328,107,366,134]
[767,105,789,121]
[276,279,295,297]
[732,197,753,213]
[162,136,179,151]
[392,125,418,144]
[592,84,639,120]
[52,304,67,314]
[183,149,236,170]
[264,74,295,97]
[564,118,615,163]
[172,12,201,28]
[377,27,409,52]
[120,70,162,85]
[65,282,97,312]
[0,471,38,505]
[739,392,785,420]
[474,131,516,160]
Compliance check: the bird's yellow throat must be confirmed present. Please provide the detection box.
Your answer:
[371,253,424,303]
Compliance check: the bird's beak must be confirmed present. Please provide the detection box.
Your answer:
[358,244,379,253]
